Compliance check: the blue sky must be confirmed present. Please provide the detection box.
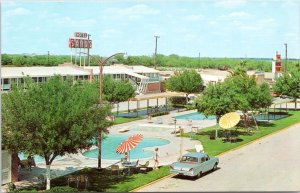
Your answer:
[2,0,300,58]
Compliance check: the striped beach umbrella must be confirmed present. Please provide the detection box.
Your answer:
[219,112,241,129]
[116,134,143,155]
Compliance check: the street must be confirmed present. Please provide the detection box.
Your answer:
[137,123,300,192]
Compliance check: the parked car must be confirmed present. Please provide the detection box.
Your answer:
[170,152,219,178]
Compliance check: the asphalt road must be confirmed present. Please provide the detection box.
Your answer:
[137,123,300,192]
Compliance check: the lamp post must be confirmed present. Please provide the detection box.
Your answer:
[80,52,126,169]
[173,117,177,134]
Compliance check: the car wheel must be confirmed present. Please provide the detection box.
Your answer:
[213,163,218,171]
[196,171,202,178]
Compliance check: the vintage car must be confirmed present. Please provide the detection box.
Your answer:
[170,152,219,178]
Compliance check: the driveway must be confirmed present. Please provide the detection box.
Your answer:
[137,123,300,192]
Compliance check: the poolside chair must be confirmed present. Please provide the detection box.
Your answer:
[111,164,124,176]
[156,117,163,124]
[138,161,149,173]
[171,127,181,134]
[78,175,89,189]
[67,175,79,188]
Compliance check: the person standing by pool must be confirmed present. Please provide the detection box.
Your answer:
[154,147,159,169]
[123,152,128,161]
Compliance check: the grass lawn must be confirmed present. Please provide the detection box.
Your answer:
[113,117,143,125]
[184,110,300,156]
[51,166,170,192]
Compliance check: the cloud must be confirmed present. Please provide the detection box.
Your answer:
[104,4,160,20]
[284,32,300,41]
[228,11,253,18]
[100,29,121,38]
[234,17,277,31]
[215,0,247,7]
[183,34,197,41]
[4,7,30,17]
[184,14,204,22]
[54,17,97,27]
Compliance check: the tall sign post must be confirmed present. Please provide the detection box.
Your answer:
[68,32,92,66]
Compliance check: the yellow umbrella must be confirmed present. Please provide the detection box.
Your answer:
[219,112,241,129]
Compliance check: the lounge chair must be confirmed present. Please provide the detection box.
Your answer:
[138,161,150,172]
[111,164,124,176]
[118,128,130,133]
[156,117,163,124]
[171,128,181,134]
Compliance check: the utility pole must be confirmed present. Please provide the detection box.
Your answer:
[47,51,50,65]
[87,34,91,66]
[198,52,201,65]
[284,43,288,73]
[154,35,160,69]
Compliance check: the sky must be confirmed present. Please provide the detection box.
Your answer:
[2,0,300,58]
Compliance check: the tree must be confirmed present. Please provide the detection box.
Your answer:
[273,71,300,109]
[223,75,272,129]
[2,76,112,190]
[102,75,136,114]
[195,75,273,137]
[195,82,243,138]
[166,70,204,103]
[256,82,273,110]
[228,60,247,77]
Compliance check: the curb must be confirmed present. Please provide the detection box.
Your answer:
[130,121,300,192]
[129,173,175,192]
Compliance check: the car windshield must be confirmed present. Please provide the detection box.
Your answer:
[180,156,198,163]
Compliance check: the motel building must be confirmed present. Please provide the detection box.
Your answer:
[1,63,164,94]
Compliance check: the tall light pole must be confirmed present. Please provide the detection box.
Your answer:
[80,52,125,169]
[284,43,288,73]
[154,35,160,69]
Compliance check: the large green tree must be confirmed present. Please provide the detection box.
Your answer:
[273,71,300,109]
[195,81,244,138]
[166,69,204,103]
[102,75,136,114]
[2,76,112,189]
[196,74,273,138]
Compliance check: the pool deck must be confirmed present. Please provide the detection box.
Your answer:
[11,109,217,190]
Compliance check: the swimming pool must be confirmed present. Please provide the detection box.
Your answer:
[83,135,170,160]
[175,112,216,121]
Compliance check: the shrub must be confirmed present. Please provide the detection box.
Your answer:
[45,186,78,192]
[149,111,169,117]
[185,104,196,110]
[169,96,187,106]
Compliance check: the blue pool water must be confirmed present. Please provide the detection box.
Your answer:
[175,112,216,121]
[255,113,288,121]
[83,135,170,160]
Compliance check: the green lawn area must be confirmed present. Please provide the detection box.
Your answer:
[50,166,170,192]
[46,111,299,192]
[184,110,300,156]
[113,117,143,125]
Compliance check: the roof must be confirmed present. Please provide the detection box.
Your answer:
[130,65,160,73]
[2,66,90,78]
[129,92,186,101]
[183,152,207,158]
[84,66,148,80]
[272,97,294,105]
